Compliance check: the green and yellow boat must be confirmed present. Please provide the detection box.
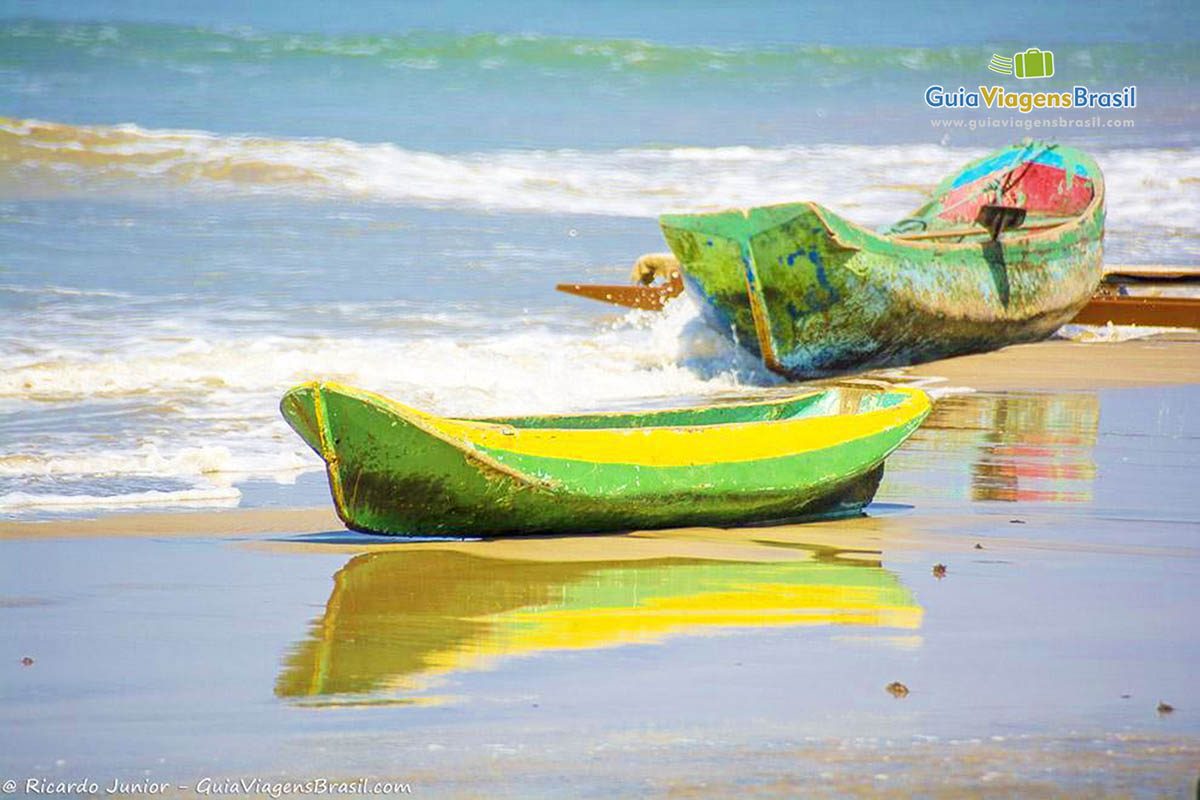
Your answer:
[280,382,930,536]
[660,142,1106,378]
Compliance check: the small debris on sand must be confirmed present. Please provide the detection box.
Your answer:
[932,563,947,579]
[974,543,984,550]
[886,682,910,698]
[1009,519,1026,524]
[20,657,34,666]
[1157,701,1174,714]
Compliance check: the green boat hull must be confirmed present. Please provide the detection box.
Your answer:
[280,383,930,537]
[660,143,1106,378]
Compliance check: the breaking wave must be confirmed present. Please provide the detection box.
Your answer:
[0,297,779,513]
[3,117,1199,237]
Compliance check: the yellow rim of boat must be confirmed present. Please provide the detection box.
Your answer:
[315,382,931,467]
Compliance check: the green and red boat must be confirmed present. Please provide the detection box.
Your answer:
[659,142,1106,378]
[280,381,931,536]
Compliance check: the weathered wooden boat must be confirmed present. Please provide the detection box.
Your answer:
[280,381,931,536]
[658,142,1106,378]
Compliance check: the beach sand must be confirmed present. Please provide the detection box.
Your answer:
[4,336,1199,797]
[893,330,1200,390]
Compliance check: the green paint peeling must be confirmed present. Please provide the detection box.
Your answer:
[660,143,1105,378]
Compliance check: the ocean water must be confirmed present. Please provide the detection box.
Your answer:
[2,1,1199,515]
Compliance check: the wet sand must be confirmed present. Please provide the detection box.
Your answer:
[889,331,1200,390]
[3,336,1199,797]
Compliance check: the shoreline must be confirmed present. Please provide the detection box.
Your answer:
[4,502,1197,564]
[4,334,1198,541]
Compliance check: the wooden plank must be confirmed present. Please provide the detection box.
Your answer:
[1071,295,1200,328]
[1102,264,1200,282]
[893,221,1066,241]
[556,273,684,311]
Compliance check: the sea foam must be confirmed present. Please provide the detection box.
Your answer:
[3,117,1198,240]
[0,486,241,512]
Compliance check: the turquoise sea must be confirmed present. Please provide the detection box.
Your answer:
[2,0,1199,514]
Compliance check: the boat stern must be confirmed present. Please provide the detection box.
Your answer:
[280,382,553,535]
[660,202,863,375]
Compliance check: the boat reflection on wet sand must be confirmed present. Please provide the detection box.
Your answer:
[883,389,1099,505]
[276,546,921,706]
[969,393,1099,503]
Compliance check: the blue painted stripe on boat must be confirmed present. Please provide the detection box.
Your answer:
[950,147,1083,189]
